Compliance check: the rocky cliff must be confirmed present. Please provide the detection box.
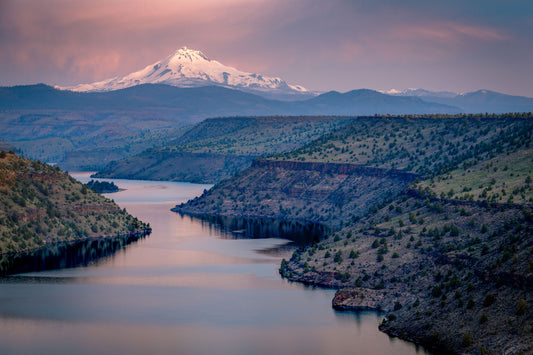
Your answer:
[175,159,418,227]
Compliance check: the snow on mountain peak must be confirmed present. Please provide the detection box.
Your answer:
[167,47,210,64]
[380,88,458,98]
[62,46,311,99]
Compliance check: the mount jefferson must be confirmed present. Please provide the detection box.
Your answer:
[63,47,313,100]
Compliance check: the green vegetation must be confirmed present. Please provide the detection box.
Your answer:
[272,113,531,176]
[96,116,354,183]
[86,180,119,193]
[0,152,148,255]
[178,113,533,354]
[169,116,354,156]
[462,332,473,347]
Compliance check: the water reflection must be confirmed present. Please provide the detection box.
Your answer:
[0,231,149,276]
[182,213,329,245]
[0,175,429,355]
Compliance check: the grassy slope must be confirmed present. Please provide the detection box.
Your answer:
[171,116,354,155]
[0,151,147,255]
[96,116,355,183]
[417,148,533,204]
[275,114,533,354]
[178,113,533,354]
[272,114,531,176]
[181,114,533,223]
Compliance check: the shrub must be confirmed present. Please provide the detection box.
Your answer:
[334,272,350,282]
[394,301,402,311]
[462,332,472,347]
[431,285,442,298]
[349,249,359,258]
[467,298,475,309]
[334,251,343,264]
[388,313,397,321]
[483,294,496,307]
[517,299,527,315]
[279,259,289,277]
[480,313,488,324]
[355,277,363,287]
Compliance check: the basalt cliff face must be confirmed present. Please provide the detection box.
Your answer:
[175,159,419,228]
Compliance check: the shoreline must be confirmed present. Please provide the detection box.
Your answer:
[0,228,151,276]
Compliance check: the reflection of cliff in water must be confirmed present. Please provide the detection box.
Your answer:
[0,230,150,276]
[182,213,329,245]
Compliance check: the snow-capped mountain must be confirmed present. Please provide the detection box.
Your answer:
[63,47,312,100]
[380,88,458,98]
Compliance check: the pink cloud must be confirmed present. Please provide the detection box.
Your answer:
[0,0,277,84]
[391,21,508,44]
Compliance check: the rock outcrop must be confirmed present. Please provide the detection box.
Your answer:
[175,159,417,228]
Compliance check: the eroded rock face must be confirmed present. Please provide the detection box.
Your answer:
[176,160,416,227]
[252,159,420,182]
[332,288,416,313]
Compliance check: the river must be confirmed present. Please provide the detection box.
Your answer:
[0,174,428,354]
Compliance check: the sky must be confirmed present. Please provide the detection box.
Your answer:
[1,0,532,96]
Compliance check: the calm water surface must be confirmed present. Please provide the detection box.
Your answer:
[0,173,428,355]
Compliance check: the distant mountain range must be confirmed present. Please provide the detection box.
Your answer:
[0,83,464,117]
[382,88,533,113]
[380,88,458,98]
[2,82,533,116]
[1,45,530,114]
[2,48,533,171]
[61,47,314,101]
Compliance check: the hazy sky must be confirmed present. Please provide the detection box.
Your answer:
[1,0,532,96]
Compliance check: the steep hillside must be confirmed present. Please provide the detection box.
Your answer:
[179,114,532,223]
[95,116,354,183]
[0,151,150,275]
[176,113,533,354]
[176,159,419,227]
[283,193,532,354]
